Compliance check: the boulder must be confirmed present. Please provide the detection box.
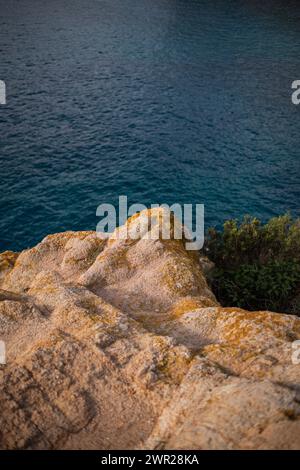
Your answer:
[0,209,299,449]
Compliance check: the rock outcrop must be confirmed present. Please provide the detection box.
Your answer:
[0,209,300,450]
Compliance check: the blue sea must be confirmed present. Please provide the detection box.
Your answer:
[0,0,299,252]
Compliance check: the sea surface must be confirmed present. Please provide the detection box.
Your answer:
[0,0,300,251]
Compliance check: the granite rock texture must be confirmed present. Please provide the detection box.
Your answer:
[0,209,300,449]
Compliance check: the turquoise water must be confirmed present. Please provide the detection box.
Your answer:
[0,0,299,251]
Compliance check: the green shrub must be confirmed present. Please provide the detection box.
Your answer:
[204,214,300,314]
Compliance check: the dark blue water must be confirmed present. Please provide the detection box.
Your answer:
[1,0,299,251]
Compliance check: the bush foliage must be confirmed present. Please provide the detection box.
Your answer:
[204,214,300,314]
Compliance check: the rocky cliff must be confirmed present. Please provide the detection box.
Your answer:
[1,209,300,449]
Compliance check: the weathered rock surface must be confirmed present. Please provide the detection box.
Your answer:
[0,209,300,449]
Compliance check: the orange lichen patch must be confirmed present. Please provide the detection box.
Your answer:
[150,336,192,385]
[29,285,58,297]
[201,341,284,380]
[0,251,19,273]
[76,300,125,328]
[126,207,174,228]
[170,297,216,318]
[55,304,102,328]
[214,307,297,345]
[155,348,192,385]
[291,316,300,336]
[203,342,263,363]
